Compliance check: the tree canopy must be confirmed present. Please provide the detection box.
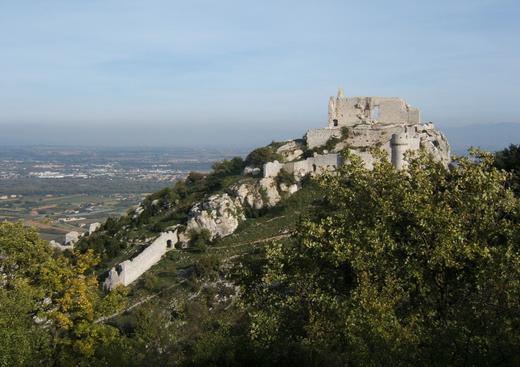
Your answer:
[240,149,520,366]
[495,144,520,194]
[0,222,125,366]
[2,148,520,366]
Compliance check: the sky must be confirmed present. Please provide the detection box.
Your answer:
[0,0,519,148]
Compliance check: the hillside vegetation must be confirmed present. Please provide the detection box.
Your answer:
[1,146,519,366]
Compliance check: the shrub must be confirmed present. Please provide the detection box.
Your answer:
[211,157,245,177]
[241,149,520,365]
[275,169,296,187]
[193,253,221,280]
[245,147,282,168]
[495,144,520,194]
[189,228,212,252]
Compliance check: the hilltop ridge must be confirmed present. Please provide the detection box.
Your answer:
[77,89,451,290]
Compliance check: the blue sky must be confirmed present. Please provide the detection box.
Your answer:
[0,0,519,147]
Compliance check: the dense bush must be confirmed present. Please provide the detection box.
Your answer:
[275,168,296,187]
[188,228,212,252]
[240,149,520,366]
[245,147,282,167]
[193,253,221,280]
[495,143,520,194]
[211,157,245,177]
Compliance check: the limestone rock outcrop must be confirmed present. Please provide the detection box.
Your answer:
[230,177,283,210]
[64,231,80,245]
[259,177,282,206]
[186,193,245,240]
[230,181,264,210]
[276,140,304,162]
[88,222,101,235]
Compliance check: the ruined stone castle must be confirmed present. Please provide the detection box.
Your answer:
[264,88,450,178]
[103,89,451,290]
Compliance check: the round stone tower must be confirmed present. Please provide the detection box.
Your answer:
[391,132,409,170]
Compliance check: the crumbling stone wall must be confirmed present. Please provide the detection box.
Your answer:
[302,90,450,172]
[104,230,179,290]
[306,128,342,149]
[264,153,342,178]
[328,88,420,127]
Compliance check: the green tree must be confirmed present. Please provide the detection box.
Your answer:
[495,144,520,194]
[245,147,282,168]
[0,222,126,366]
[241,150,520,366]
[211,157,245,177]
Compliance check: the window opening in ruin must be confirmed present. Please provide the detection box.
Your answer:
[333,119,338,127]
[371,105,380,120]
[167,239,173,248]
[312,164,317,172]
[116,264,123,275]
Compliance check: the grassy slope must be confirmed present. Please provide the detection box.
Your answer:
[104,182,321,328]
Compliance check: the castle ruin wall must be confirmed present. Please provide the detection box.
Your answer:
[328,90,421,128]
[306,128,342,149]
[104,230,179,290]
[265,153,342,178]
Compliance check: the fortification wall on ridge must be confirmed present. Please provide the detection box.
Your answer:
[104,230,179,290]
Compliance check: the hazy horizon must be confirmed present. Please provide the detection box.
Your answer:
[1,0,519,148]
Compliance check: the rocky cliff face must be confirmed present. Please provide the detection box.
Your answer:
[186,177,284,241]
[186,193,245,240]
[232,177,285,209]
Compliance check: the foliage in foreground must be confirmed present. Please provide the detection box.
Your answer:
[2,148,520,366]
[495,143,520,194]
[240,150,520,366]
[0,222,126,367]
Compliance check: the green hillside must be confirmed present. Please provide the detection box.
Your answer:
[1,146,519,366]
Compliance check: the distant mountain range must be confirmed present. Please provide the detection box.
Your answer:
[439,122,520,155]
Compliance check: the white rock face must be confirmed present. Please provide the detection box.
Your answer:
[243,166,261,176]
[276,140,304,162]
[186,193,245,240]
[133,206,144,219]
[88,222,101,235]
[280,183,299,194]
[259,177,282,207]
[231,177,283,210]
[64,231,80,245]
[49,240,73,251]
[231,181,264,210]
